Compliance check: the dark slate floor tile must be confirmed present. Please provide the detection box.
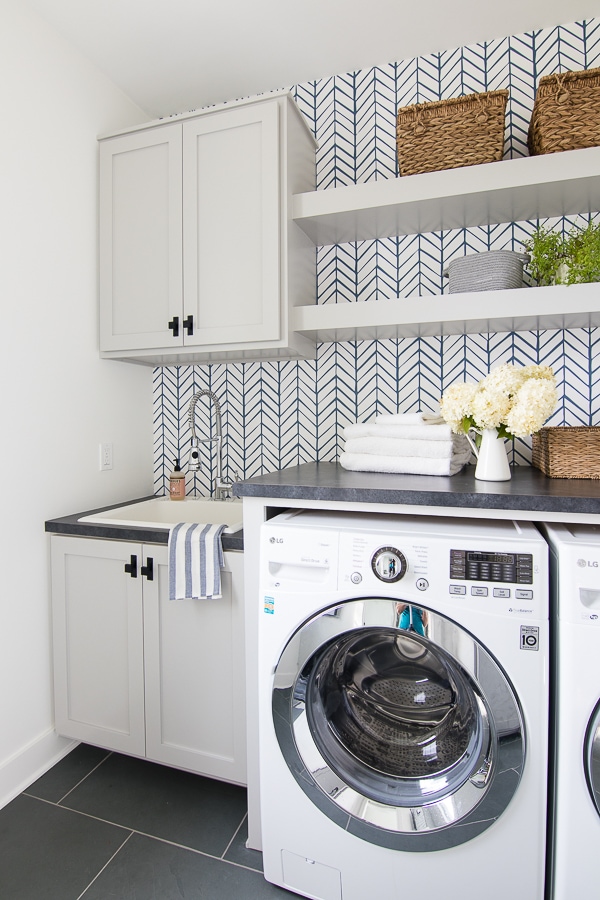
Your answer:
[61,753,248,856]
[83,833,297,900]
[26,743,111,803]
[0,794,129,900]
[224,814,264,872]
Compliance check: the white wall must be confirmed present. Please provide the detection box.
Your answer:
[0,0,154,804]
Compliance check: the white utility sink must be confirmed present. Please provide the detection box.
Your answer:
[79,497,243,532]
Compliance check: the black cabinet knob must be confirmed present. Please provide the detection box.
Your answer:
[124,555,138,578]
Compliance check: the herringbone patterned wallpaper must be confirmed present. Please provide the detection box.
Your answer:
[154,17,600,495]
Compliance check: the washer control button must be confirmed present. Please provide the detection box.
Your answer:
[494,588,511,598]
[371,547,407,583]
[350,572,362,584]
[416,578,429,591]
[471,586,489,597]
[449,584,466,595]
[515,589,533,600]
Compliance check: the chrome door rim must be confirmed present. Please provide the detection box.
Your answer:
[585,699,600,817]
[272,597,525,851]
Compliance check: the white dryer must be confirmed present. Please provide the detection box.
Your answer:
[541,523,600,900]
[257,509,549,900]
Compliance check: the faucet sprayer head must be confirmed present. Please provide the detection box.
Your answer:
[188,436,201,472]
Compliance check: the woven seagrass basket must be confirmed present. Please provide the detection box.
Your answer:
[396,90,509,176]
[528,66,600,155]
[531,426,600,479]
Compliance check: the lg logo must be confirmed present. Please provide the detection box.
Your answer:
[269,537,283,544]
[577,558,599,568]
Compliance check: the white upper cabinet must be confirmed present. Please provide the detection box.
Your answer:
[99,92,317,365]
[182,103,280,347]
[99,123,183,352]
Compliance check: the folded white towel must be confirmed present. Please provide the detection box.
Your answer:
[344,422,455,441]
[344,435,468,459]
[339,447,471,476]
[375,411,444,426]
[168,522,226,601]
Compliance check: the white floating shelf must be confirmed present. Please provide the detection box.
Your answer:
[292,147,600,245]
[291,282,600,343]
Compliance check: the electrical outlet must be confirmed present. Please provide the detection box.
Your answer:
[100,442,113,471]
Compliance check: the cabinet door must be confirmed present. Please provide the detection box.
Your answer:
[99,124,183,351]
[144,549,247,784]
[51,536,146,755]
[182,102,281,347]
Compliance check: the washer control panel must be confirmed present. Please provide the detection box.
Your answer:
[450,549,534,584]
[261,511,547,621]
[371,547,407,583]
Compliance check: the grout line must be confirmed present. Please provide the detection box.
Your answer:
[57,752,114,805]
[18,791,263,875]
[119,827,264,874]
[21,794,132,834]
[76,831,134,900]
[220,811,248,860]
[39,796,264,874]
[22,751,114,807]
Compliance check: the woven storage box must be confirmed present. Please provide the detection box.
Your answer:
[445,250,529,293]
[396,90,508,176]
[532,427,600,479]
[528,66,600,155]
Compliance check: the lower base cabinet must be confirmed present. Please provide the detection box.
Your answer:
[50,535,246,785]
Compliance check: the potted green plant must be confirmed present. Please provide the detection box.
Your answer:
[567,221,600,283]
[522,220,600,285]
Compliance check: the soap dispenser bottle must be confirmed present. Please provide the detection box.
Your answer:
[169,458,186,501]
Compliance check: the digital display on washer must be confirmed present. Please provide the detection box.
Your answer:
[450,549,533,584]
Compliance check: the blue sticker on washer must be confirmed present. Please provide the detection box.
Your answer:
[264,596,275,614]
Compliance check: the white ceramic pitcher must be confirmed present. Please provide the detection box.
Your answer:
[466,428,511,482]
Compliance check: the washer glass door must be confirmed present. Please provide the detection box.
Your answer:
[272,597,525,851]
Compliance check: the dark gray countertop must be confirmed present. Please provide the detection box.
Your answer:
[45,463,600,543]
[232,461,600,518]
[44,496,244,552]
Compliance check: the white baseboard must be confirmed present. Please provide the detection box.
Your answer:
[0,729,78,810]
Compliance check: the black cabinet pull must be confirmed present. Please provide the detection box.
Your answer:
[183,314,194,336]
[141,557,154,581]
[124,555,138,578]
[168,316,179,337]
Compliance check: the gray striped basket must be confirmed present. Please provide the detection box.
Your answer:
[444,250,530,293]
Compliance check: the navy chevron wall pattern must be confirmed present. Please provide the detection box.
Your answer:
[153,16,600,495]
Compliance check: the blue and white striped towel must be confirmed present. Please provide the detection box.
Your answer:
[168,523,227,601]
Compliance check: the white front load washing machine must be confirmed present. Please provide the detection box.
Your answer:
[257,510,549,900]
[541,523,600,900]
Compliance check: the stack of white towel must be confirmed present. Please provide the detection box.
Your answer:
[339,411,472,476]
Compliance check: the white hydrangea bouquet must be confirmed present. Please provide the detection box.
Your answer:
[439,363,558,442]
